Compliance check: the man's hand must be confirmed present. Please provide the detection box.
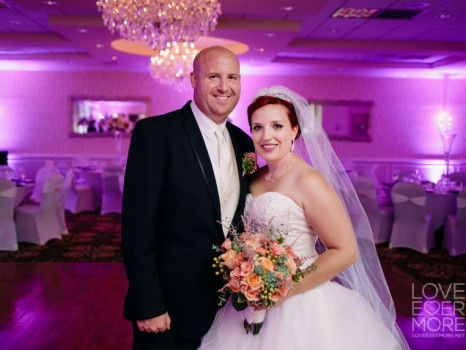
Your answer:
[136,312,171,333]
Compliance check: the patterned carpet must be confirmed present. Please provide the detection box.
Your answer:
[1,212,465,290]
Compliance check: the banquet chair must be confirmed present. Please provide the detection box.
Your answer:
[55,161,71,177]
[15,173,64,245]
[449,172,466,185]
[79,170,103,209]
[354,176,394,244]
[0,179,18,251]
[30,164,55,202]
[443,188,466,256]
[57,169,73,235]
[101,163,124,215]
[65,171,95,214]
[389,182,435,253]
[0,165,15,180]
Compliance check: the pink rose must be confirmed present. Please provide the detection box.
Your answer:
[270,243,286,256]
[230,267,242,278]
[278,284,290,296]
[228,278,242,292]
[257,247,267,256]
[235,252,246,265]
[244,287,261,302]
[221,238,232,250]
[240,261,255,276]
[286,257,297,274]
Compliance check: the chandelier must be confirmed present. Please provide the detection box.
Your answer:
[96,0,222,50]
[149,41,198,89]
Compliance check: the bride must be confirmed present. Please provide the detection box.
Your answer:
[199,86,410,349]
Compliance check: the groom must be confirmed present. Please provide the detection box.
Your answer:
[122,46,254,349]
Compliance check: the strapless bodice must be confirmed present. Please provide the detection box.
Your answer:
[245,192,319,267]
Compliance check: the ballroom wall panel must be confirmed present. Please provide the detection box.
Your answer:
[0,70,464,161]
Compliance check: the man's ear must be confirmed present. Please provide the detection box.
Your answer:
[190,72,197,88]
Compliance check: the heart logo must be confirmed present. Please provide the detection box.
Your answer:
[423,301,441,316]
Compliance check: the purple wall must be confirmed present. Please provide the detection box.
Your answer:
[0,71,464,160]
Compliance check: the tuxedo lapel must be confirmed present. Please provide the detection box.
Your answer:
[181,105,221,221]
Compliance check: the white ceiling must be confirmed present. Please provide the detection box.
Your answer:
[0,0,465,79]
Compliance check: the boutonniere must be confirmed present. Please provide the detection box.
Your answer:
[241,152,257,176]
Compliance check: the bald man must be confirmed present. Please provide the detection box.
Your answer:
[122,46,254,349]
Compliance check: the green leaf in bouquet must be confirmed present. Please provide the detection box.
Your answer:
[232,293,248,311]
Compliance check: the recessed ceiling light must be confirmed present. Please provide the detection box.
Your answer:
[280,6,294,12]
[329,28,340,33]
[438,13,451,19]
[10,20,21,25]
[332,8,380,19]
[42,0,57,5]
[263,33,275,38]
[77,28,88,33]
[96,43,104,48]
[112,56,118,61]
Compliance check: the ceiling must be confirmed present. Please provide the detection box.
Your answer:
[0,0,466,79]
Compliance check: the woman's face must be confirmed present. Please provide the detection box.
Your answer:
[250,104,298,164]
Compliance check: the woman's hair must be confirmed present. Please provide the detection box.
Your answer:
[247,95,301,139]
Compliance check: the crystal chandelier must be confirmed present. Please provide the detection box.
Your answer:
[96,0,222,50]
[149,41,198,89]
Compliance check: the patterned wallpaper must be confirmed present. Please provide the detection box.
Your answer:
[0,70,464,160]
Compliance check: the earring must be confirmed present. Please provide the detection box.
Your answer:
[290,138,295,152]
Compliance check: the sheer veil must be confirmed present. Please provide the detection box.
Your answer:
[254,86,409,349]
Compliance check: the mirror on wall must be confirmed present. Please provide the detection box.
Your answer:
[71,97,149,136]
[309,100,373,142]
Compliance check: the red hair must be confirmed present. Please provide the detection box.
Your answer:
[247,96,301,139]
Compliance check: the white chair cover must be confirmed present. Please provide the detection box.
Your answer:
[449,172,466,184]
[57,169,73,235]
[79,171,103,209]
[444,188,466,256]
[389,182,435,253]
[101,163,124,215]
[31,165,55,202]
[354,176,394,244]
[65,171,95,214]
[0,179,18,251]
[15,173,64,245]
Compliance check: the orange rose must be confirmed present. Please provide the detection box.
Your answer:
[259,257,275,271]
[269,291,281,303]
[221,249,238,269]
[221,237,232,250]
[275,272,284,280]
[244,273,263,291]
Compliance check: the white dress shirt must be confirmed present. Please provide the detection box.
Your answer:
[191,101,240,236]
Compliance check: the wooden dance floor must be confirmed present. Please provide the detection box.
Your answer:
[0,262,464,350]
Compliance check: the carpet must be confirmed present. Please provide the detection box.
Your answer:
[0,211,122,262]
[1,212,465,288]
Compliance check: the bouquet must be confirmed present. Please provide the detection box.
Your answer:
[213,219,316,335]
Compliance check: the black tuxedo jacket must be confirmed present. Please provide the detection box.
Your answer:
[122,102,254,339]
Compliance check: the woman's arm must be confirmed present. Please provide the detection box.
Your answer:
[280,169,359,302]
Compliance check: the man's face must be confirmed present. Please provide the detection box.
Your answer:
[191,49,241,124]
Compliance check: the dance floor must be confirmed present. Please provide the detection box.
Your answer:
[0,261,464,350]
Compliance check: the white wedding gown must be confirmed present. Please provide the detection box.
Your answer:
[199,191,401,350]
